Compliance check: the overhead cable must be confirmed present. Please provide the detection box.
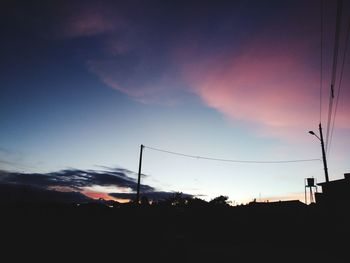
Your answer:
[327,15,350,156]
[144,146,321,164]
[326,0,343,151]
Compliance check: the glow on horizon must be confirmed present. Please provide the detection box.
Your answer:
[83,191,129,203]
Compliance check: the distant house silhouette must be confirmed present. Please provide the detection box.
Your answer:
[248,199,306,209]
[315,173,350,207]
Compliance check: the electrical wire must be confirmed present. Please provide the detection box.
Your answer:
[327,15,350,157]
[320,0,324,123]
[144,146,321,164]
[325,0,343,151]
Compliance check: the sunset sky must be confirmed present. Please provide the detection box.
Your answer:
[1,0,349,203]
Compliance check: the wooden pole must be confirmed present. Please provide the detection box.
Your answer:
[319,123,329,182]
[136,144,144,204]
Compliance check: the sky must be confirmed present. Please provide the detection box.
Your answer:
[0,0,349,204]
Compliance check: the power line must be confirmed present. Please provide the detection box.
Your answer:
[326,0,343,151]
[144,146,321,164]
[320,0,324,123]
[327,15,350,157]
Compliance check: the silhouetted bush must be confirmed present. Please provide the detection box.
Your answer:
[209,195,230,207]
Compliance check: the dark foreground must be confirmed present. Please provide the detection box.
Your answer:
[2,203,349,262]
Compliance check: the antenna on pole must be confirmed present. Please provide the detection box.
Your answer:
[136,144,144,204]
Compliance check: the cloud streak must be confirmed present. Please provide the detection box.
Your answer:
[56,1,127,39]
[0,167,192,201]
[0,167,149,191]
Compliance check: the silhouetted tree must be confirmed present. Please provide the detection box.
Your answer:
[140,196,150,207]
[170,192,187,207]
[158,192,187,207]
[209,195,230,207]
[186,197,208,208]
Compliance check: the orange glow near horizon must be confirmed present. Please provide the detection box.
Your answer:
[82,191,130,203]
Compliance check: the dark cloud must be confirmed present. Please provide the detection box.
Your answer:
[0,167,152,192]
[0,167,193,202]
[95,165,149,178]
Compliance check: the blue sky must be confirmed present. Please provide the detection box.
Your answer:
[1,0,349,203]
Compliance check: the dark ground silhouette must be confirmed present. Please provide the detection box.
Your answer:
[1,192,349,263]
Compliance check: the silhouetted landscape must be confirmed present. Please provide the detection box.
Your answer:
[1,176,349,262]
[1,0,350,262]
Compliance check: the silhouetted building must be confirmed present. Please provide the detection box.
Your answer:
[315,173,350,206]
[248,200,306,209]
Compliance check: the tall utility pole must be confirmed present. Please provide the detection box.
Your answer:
[136,144,144,204]
[319,123,329,183]
[309,123,330,183]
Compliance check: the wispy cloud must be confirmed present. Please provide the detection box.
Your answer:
[57,2,126,39]
[61,15,115,38]
[0,147,33,170]
[177,25,350,140]
[87,58,183,104]
[182,48,317,139]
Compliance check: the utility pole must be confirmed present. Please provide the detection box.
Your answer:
[136,144,144,204]
[309,123,330,183]
[319,123,329,182]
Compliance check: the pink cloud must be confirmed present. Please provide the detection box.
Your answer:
[82,191,128,202]
[178,30,350,140]
[74,3,349,140]
[62,14,114,38]
[58,5,125,38]
[105,37,132,55]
